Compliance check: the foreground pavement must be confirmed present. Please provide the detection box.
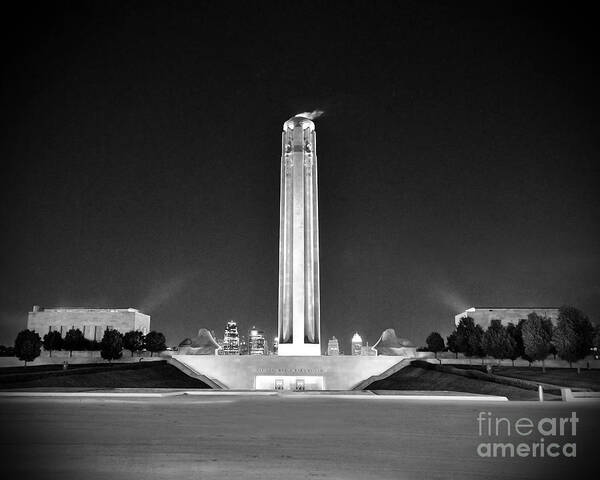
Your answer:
[0,388,509,401]
[0,393,597,479]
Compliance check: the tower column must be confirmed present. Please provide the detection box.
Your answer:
[277,116,321,356]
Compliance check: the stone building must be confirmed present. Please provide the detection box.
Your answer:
[327,336,339,356]
[27,305,150,341]
[351,333,363,356]
[249,327,266,355]
[222,320,240,355]
[454,307,560,329]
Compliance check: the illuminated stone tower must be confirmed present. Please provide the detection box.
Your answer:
[277,115,321,356]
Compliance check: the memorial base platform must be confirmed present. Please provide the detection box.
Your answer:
[168,355,413,390]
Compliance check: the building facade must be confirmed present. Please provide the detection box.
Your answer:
[327,337,339,356]
[239,336,248,355]
[249,327,266,355]
[360,344,377,356]
[351,333,363,356]
[27,306,150,341]
[222,320,240,355]
[455,307,560,329]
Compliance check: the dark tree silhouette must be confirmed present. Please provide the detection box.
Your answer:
[43,330,63,357]
[14,329,42,366]
[123,330,145,357]
[553,306,594,368]
[593,324,600,358]
[446,332,459,359]
[0,345,14,356]
[63,328,85,357]
[144,331,166,356]
[522,313,553,372]
[505,323,520,366]
[100,329,123,362]
[456,317,484,361]
[482,320,516,364]
[426,332,445,359]
[516,319,533,365]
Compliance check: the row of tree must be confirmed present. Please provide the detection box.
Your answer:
[0,345,15,357]
[12,328,167,365]
[425,306,598,370]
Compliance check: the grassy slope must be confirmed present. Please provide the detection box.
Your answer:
[491,366,600,391]
[365,365,551,400]
[442,364,600,390]
[0,361,211,389]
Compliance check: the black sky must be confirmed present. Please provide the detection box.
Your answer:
[1,1,598,350]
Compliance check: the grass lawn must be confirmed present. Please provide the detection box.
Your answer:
[0,361,211,389]
[443,364,600,391]
[489,366,600,391]
[365,365,558,400]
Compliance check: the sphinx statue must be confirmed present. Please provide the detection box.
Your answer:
[372,328,417,357]
[177,328,221,355]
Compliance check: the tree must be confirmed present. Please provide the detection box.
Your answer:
[82,339,101,351]
[505,323,520,366]
[514,319,533,365]
[14,329,42,366]
[482,320,515,364]
[100,329,123,362]
[43,330,63,357]
[593,324,600,359]
[144,331,166,356]
[470,324,485,362]
[0,345,15,356]
[446,332,460,358]
[63,328,85,357]
[553,306,594,368]
[426,332,445,359]
[521,313,553,372]
[456,317,484,361]
[123,330,145,357]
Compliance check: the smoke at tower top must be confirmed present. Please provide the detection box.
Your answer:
[294,109,324,120]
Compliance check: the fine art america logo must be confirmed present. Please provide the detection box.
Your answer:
[476,411,578,458]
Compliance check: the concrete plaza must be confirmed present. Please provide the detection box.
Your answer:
[0,394,596,479]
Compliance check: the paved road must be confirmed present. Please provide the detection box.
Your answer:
[0,395,597,479]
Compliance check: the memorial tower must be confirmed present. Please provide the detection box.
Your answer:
[277,115,321,355]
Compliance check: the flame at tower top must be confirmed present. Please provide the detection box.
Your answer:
[295,109,324,120]
[282,109,323,131]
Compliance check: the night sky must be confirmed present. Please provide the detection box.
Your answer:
[1,1,598,350]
